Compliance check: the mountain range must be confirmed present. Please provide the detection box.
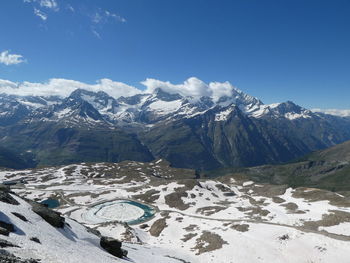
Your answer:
[1,86,350,170]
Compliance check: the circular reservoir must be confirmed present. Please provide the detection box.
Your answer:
[83,200,155,225]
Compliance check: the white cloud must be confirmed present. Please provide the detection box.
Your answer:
[24,0,58,11]
[91,28,101,39]
[24,0,58,21]
[66,4,75,12]
[312,108,350,117]
[105,10,126,23]
[92,9,126,24]
[209,81,236,102]
[34,8,48,20]
[141,77,238,102]
[0,78,141,99]
[0,77,241,103]
[38,0,58,11]
[0,79,18,89]
[0,51,26,65]
[90,9,126,38]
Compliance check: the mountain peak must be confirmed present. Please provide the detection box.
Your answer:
[153,88,183,101]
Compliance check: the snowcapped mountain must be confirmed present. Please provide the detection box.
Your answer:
[0,86,350,170]
[0,86,318,126]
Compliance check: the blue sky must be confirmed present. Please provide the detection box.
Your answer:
[0,0,350,109]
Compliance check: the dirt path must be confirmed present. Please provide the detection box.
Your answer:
[161,209,350,241]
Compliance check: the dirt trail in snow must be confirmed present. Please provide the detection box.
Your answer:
[161,209,350,241]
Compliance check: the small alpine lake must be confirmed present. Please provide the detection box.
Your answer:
[41,198,60,208]
[82,199,156,225]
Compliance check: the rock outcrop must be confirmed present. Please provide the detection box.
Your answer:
[100,236,128,258]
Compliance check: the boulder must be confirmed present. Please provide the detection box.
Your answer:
[30,202,64,228]
[100,236,127,258]
[139,223,149,229]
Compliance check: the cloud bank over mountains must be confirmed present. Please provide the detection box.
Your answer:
[0,77,242,102]
[142,77,240,102]
[0,77,349,115]
[312,108,350,117]
[0,78,140,99]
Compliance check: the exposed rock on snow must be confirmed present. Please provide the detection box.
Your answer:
[149,218,167,237]
[30,201,65,228]
[0,182,194,263]
[100,236,127,258]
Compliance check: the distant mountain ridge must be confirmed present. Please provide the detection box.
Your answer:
[1,86,350,169]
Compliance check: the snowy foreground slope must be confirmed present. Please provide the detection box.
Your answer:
[0,189,191,262]
[1,161,350,263]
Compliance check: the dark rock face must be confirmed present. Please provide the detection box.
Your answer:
[29,237,41,244]
[0,221,14,233]
[0,239,19,248]
[0,227,9,236]
[30,202,65,228]
[11,212,28,222]
[0,188,19,206]
[0,250,39,263]
[100,236,127,258]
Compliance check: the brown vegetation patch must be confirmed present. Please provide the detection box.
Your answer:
[215,184,231,192]
[214,200,235,206]
[192,231,227,255]
[282,202,298,211]
[196,206,227,216]
[272,196,286,203]
[133,189,160,203]
[164,192,189,210]
[181,233,197,242]
[149,218,167,237]
[303,210,350,232]
[184,224,199,232]
[237,206,270,218]
[292,188,350,207]
[230,223,250,232]
[176,179,197,190]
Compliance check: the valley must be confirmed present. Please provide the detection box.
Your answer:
[2,1,350,262]
[1,160,350,262]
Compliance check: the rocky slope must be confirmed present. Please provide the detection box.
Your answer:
[213,139,350,195]
[0,184,193,263]
[1,161,350,262]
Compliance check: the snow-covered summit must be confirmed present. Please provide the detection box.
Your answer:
[0,82,327,127]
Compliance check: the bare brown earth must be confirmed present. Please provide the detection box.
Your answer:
[193,231,228,255]
[149,218,167,237]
